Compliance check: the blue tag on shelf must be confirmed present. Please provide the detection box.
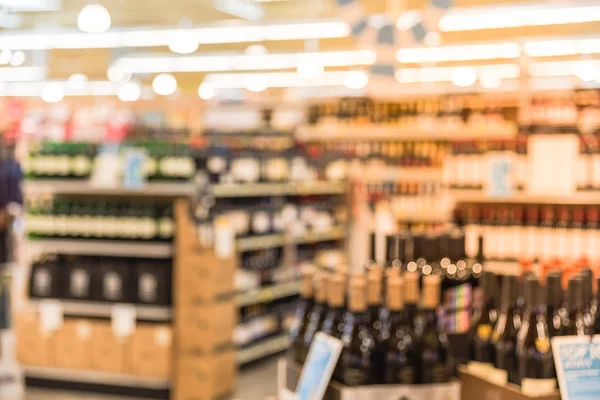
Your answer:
[486,153,514,198]
[552,335,600,400]
[122,148,147,189]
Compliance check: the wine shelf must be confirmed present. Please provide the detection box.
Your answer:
[212,181,347,198]
[363,167,443,182]
[238,334,291,365]
[23,180,195,197]
[236,226,345,252]
[450,189,600,205]
[29,299,172,321]
[236,280,301,307]
[23,366,171,389]
[296,124,518,142]
[28,239,173,258]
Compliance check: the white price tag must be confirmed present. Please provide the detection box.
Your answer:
[111,304,137,338]
[38,300,63,335]
[214,217,235,259]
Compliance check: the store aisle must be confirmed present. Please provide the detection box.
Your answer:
[24,358,280,400]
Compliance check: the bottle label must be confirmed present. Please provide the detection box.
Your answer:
[342,367,368,386]
[477,324,493,340]
[535,338,550,354]
[70,268,90,298]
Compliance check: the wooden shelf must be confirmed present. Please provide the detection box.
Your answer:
[212,181,346,198]
[28,239,173,258]
[29,299,172,321]
[450,189,600,205]
[238,334,291,365]
[23,180,194,197]
[236,281,301,307]
[236,226,345,252]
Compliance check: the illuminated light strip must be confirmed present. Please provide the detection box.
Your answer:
[395,64,521,83]
[524,37,600,57]
[0,20,349,50]
[0,67,46,82]
[528,60,600,77]
[204,71,350,88]
[1,0,61,11]
[0,81,119,97]
[439,2,600,32]
[396,42,521,63]
[112,50,377,73]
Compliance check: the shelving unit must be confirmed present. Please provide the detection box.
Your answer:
[28,299,172,321]
[23,180,195,197]
[450,189,600,205]
[28,239,173,258]
[238,334,291,365]
[236,280,300,307]
[236,226,345,252]
[212,181,346,198]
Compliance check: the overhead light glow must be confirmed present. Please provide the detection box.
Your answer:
[343,71,369,89]
[0,49,13,65]
[77,4,111,34]
[168,31,198,54]
[529,60,600,78]
[67,73,88,91]
[118,81,142,101]
[396,64,520,84]
[397,42,521,63]
[107,66,131,83]
[297,62,324,79]
[2,0,61,12]
[246,75,268,92]
[574,61,599,81]
[451,67,477,87]
[480,72,501,88]
[152,73,177,95]
[439,3,600,32]
[41,82,64,103]
[245,44,268,55]
[9,50,26,66]
[198,82,218,100]
[524,37,600,57]
[0,67,45,82]
[204,71,353,89]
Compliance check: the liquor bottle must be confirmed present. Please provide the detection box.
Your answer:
[516,276,555,387]
[469,271,499,365]
[419,275,451,383]
[492,275,521,384]
[562,277,591,336]
[580,268,596,325]
[366,272,385,383]
[545,272,564,337]
[404,271,421,328]
[302,272,328,359]
[291,267,315,364]
[383,277,417,384]
[320,274,346,339]
[594,276,600,334]
[339,276,376,386]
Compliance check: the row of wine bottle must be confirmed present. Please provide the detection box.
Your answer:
[291,267,452,385]
[469,269,600,387]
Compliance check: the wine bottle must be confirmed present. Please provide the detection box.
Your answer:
[291,267,315,364]
[320,274,346,339]
[516,276,555,389]
[469,271,499,365]
[545,271,564,338]
[339,276,376,386]
[383,277,417,384]
[492,274,521,384]
[366,272,385,383]
[562,277,591,336]
[419,275,451,383]
[302,272,328,359]
[580,268,595,326]
[594,276,600,334]
[404,271,421,329]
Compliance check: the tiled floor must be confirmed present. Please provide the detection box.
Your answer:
[24,358,279,400]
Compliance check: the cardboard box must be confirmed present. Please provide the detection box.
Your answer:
[173,351,236,400]
[90,322,130,374]
[279,359,461,400]
[54,319,93,370]
[175,250,236,302]
[459,366,561,400]
[176,299,236,352]
[130,324,172,378]
[15,312,54,367]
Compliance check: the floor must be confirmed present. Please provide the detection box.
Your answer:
[24,358,279,400]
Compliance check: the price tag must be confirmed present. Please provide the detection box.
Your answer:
[38,299,63,335]
[552,335,600,400]
[296,333,343,400]
[91,144,121,188]
[122,148,147,189]
[486,153,514,198]
[111,304,137,338]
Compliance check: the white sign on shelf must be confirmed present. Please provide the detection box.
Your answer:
[295,333,343,400]
[38,299,63,335]
[111,304,137,338]
[552,335,600,400]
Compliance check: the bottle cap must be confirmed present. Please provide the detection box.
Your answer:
[327,274,345,308]
[404,271,420,304]
[545,271,564,309]
[300,266,315,299]
[349,276,367,312]
[422,275,441,309]
[367,273,382,306]
[387,277,405,310]
[500,274,518,309]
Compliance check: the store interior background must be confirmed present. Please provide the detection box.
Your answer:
[0,0,600,399]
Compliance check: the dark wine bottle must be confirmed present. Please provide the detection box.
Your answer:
[366,272,385,383]
[383,277,417,384]
[594,276,600,334]
[302,272,328,359]
[492,274,521,384]
[580,268,595,328]
[291,267,315,364]
[562,277,591,336]
[545,272,564,338]
[516,276,555,388]
[419,275,451,383]
[340,276,376,386]
[404,271,421,328]
[320,274,346,339]
[469,270,499,364]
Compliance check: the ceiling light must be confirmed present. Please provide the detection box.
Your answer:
[246,75,268,92]
[343,71,369,89]
[0,67,45,82]
[439,3,600,32]
[480,72,501,88]
[9,50,25,66]
[396,64,520,83]
[529,60,600,78]
[168,33,198,54]
[297,62,324,79]
[574,61,598,81]
[107,66,131,83]
[451,67,477,87]
[41,83,64,103]
[198,82,218,100]
[245,45,268,55]
[77,4,111,34]
[0,49,12,65]
[152,73,177,95]
[112,50,376,74]
[524,37,600,58]
[423,32,441,47]
[118,81,141,101]
[67,73,88,91]
[2,0,61,12]
[204,71,351,89]
[214,0,264,20]
[397,42,521,64]
[396,11,421,31]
